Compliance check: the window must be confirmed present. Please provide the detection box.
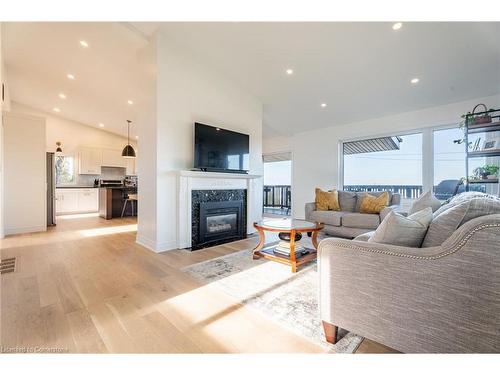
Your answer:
[433,127,466,201]
[342,133,423,207]
[55,155,76,185]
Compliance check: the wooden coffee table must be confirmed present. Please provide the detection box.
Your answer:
[253,218,324,273]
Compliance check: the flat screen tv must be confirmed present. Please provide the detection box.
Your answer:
[194,122,250,173]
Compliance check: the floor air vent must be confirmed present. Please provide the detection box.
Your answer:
[0,257,16,274]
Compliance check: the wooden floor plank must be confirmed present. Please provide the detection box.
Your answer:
[0,215,397,354]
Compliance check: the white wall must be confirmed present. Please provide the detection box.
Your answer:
[291,94,500,219]
[0,22,4,238]
[136,36,158,251]
[137,32,263,252]
[11,102,136,155]
[263,135,292,155]
[4,112,46,235]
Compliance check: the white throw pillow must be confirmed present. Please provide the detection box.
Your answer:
[368,207,433,247]
[408,191,442,216]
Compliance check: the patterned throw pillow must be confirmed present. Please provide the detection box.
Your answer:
[359,191,389,214]
[369,208,433,247]
[408,190,442,216]
[422,195,500,247]
[315,188,340,211]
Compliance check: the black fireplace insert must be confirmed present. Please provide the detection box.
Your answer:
[191,189,247,250]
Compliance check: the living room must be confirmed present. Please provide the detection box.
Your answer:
[1,1,500,374]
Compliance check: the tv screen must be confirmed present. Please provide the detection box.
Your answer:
[194,123,250,172]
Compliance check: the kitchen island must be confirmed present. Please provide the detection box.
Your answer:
[99,187,137,219]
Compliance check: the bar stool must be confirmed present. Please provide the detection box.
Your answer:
[121,192,138,217]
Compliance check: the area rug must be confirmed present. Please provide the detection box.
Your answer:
[181,245,364,353]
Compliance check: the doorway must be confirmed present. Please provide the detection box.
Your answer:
[262,152,292,217]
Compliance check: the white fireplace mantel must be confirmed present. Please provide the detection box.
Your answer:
[177,170,262,249]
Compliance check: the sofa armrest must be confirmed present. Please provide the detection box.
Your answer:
[318,214,500,353]
[379,204,400,221]
[305,202,316,221]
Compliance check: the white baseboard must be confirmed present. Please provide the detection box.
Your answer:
[136,235,177,253]
[5,225,46,236]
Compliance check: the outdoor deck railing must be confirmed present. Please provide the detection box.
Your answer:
[263,184,486,209]
[263,185,291,209]
[343,185,423,199]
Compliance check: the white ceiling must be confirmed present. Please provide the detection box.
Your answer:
[134,22,500,136]
[3,22,500,139]
[3,22,154,139]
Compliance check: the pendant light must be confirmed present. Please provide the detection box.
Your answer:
[122,120,136,158]
[55,142,63,153]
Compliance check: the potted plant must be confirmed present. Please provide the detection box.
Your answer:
[472,166,488,181]
[472,165,499,181]
[484,164,499,179]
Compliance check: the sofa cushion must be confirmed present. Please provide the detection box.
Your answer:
[408,190,442,216]
[309,210,343,226]
[359,192,390,214]
[315,188,340,211]
[341,212,380,229]
[353,231,375,242]
[338,191,357,212]
[422,194,500,247]
[355,191,392,212]
[433,191,496,217]
[369,208,433,247]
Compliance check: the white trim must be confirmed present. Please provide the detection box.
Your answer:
[338,139,344,190]
[5,225,46,236]
[422,128,434,193]
[136,235,178,253]
[178,170,261,179]
[177,171,262,249]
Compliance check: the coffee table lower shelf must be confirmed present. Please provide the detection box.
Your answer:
[254,245,318,270]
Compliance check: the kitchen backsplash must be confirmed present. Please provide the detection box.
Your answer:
[72,167,126,186]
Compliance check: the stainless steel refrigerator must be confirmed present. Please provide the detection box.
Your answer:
[47,152,56,226]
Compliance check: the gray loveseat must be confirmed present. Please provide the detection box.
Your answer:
[305,191,401,238]
[318,192,500,353]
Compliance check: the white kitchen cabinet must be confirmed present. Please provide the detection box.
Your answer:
[55,189,79,214]
[102,149,127,168]
[79,147,102,175]
[126,158,137,176]
[77,189,99,212]
[55,188,98,214]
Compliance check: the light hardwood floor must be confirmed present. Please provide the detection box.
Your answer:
[0,214,397,353]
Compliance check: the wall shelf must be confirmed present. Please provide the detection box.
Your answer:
[467,149,500,158]
[465,107,500,192]
[468,179,499,184]
[467,121,500,134]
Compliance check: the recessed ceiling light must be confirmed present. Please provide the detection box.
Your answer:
[99,123,104,128]
[53,107,61,113]
[127,100,134,105]
[79,40,89,48]
[320,103,327,108]
[410,77,420,84]
[286,69,294,75]
[59,93,66,99]
[67,73,75,80]
[392,22,403,30]
[135,135,139,139]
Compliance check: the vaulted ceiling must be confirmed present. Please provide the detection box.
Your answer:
[3,22,500,139]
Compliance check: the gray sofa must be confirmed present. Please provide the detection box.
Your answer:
[318,192,500,353]
[305,191,401,238]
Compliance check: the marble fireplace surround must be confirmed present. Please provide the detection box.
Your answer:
[177,170,262,249]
